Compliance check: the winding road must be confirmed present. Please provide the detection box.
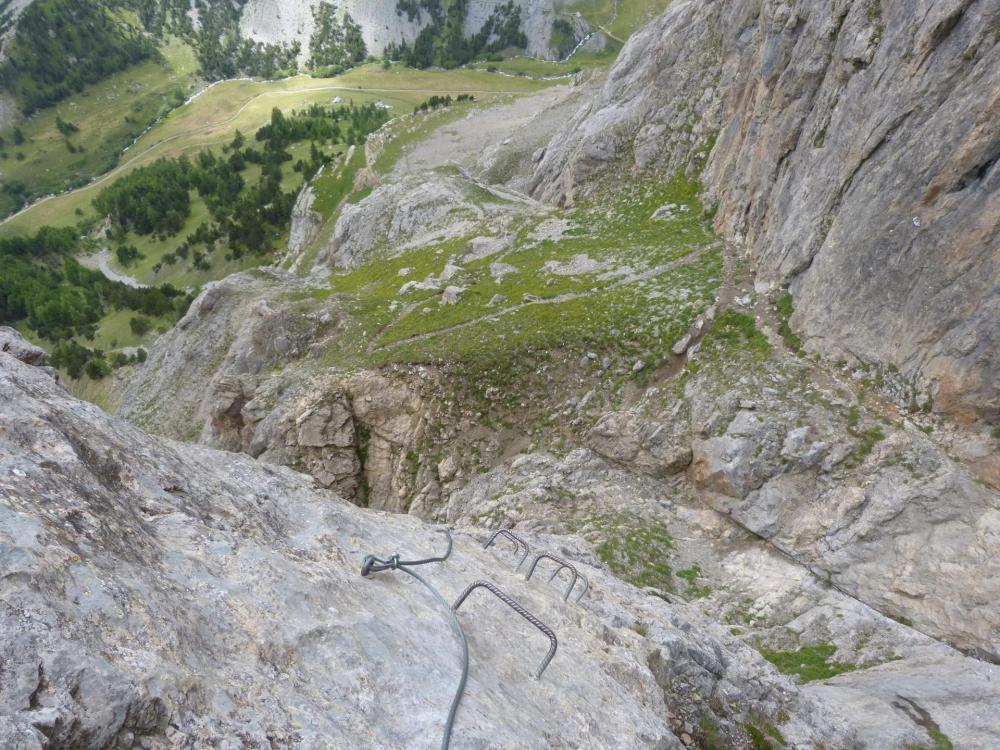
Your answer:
[84,249,148,289]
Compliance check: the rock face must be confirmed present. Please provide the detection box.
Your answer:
[285,182,322,260]
[320,172,538,269]
[530,0,1000,423]
[0,327,47,367]
[115,270,437,511]
[116,269,326,441]
[686,372,1000,661]
[586,410,693,478]
[208,373,363,498]
[0,350,858,749]
[239,0,573,60]
[439,445,1000,750]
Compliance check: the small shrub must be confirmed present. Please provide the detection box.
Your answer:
[775,292,802,353]
[84,357,111,380]
[129,316,153,336]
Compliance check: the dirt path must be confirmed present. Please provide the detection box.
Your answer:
[82,249,148,289]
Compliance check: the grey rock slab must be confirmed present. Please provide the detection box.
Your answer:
[0,327,46,367]
[0,351,855,749]
[808,654,1000,750]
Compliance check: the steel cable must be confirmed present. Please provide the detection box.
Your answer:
[361,528,468,750]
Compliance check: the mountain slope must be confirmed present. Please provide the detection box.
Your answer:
[529,0,1000,423]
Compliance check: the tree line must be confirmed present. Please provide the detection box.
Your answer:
[385,0,527,69]
[413,94,474,114]
[309,3,367,75]
[0,0,155,115]
[0,226,190,378]
[93,101,390,276]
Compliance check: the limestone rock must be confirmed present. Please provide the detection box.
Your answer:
[587,410,692,478]
[441,285,464,305]
[0,327,46,367]
[671,334,692,356]
[489,261,517,281]
[321,173,537,270]
[285,182,322,263]
[343,370,430,513]
[440,445,1000,748]
[0,351,857,749]
[463,235,509,262]
[685,368,1000,661]
[117,269,325,441]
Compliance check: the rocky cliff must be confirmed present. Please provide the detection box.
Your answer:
[530,0,1000,424]
[239,0,574,60]
[0,339,862,749]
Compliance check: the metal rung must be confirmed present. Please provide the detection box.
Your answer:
[548,565,589,602]
[524,552,589,603]
[452,580,558,679]
[483,528,531,569]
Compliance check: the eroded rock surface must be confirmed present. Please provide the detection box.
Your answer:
[0,350,858,749]
[117,269,328,440]
[684,359,1000,661]
[285,182,322,262]
[0,326,47,367]
[320,171,539,269]
[440,445,1000,750]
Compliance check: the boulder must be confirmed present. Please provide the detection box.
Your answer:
[0,327,46,367]
[587,410,692,478]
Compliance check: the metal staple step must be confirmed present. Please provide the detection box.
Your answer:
[483,527,531,569]
[452,579,559,679]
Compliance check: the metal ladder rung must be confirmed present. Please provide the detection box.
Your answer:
[452,580,558,679]
[483,528,531,569]
[524,551,589,603]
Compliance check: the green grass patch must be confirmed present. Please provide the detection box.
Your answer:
[757,643,857,682]
[775,292,803,354]
[315,171,720,381]
[79,308,167,351]
[592,514,676,593]
[745,721,787,750]
[906,729,954,750]
[348,186,373,203]
[676,564,711,599]
[467,50,616,78]
[844,404,886,463]
[313,146,366,216]
[0,37,198,219]
[568,0,673,41]
[3,64,552,237]
[703,310,772,357]
[855,425,885,460]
